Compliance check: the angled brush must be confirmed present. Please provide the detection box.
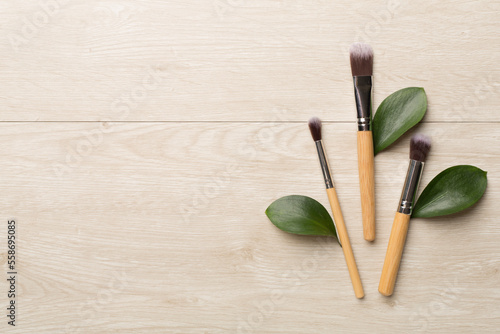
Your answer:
[308,117,364,299]
[350,43,375,241]
[379,134,431,296]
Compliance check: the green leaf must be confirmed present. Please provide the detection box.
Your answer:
[372,87,427,154]
[265,195,338,242]
[412,165,487,218]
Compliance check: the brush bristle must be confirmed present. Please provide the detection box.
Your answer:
[308,117,322,141]
[349,43,373,76]
[410,134,431,162]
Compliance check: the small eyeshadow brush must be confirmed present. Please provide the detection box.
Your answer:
[350,43,375,241]
[308,117,364,299]
[379,134,431,296]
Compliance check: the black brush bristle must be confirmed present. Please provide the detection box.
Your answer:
[308,117,322,141]
[410,134,431,162]
[349,43,373,76]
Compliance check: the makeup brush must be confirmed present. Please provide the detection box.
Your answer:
[379,134,431,296]
[350,43,375,241]
[308,117,364,299]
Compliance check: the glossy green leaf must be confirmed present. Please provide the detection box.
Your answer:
[265,195,338,242]
[372,87,427,154]
[412,165,487,218]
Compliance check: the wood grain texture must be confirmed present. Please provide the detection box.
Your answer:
[379,212,411,296]
[357,130,375,241]
[0,122,497,333]
[0,0,499,333]
[0,0,499,121]
[326,187,364,299]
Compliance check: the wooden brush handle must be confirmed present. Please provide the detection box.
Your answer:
[326,188,364,299]
[378,212,411,296]
[357,131,375,241]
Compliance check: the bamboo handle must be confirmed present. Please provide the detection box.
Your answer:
[326,188,364,299]
[378,212,411,296]
[357,131,375,241]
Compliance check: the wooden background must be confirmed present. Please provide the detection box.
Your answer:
[1,0,499,333]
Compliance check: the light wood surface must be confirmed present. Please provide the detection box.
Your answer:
[379,212,411,296]
[1,0,500,333]
[357,130,376,241]
[326,187,364,298]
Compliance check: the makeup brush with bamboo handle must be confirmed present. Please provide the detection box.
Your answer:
[308,117,364,299]
[350,43,375,241]
[379,134,431,296]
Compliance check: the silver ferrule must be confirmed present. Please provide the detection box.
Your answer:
[397,159,425,215]
[353,76,373,131]
[315,140,334,189]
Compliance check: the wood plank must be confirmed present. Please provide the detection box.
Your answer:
[0,122,498,332]
[0,0,498,121]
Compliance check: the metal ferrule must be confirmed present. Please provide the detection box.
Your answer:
[353,76,373,131]
[397,159,425,215]
[315,140,334,189]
